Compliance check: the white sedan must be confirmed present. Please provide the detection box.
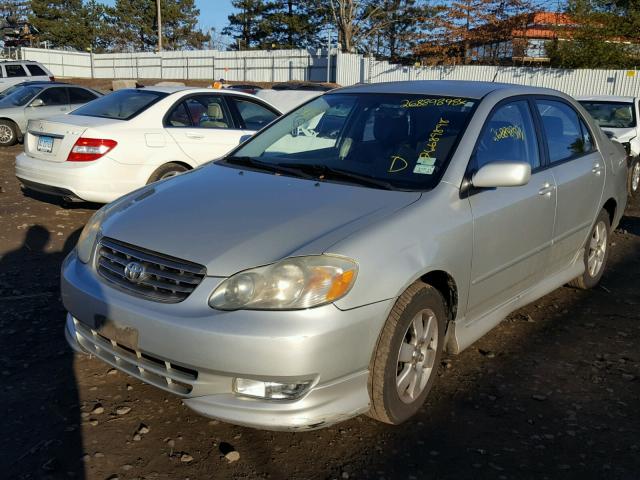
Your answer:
[15,86,281,203]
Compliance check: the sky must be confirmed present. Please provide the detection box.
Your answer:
[100,0,235,33]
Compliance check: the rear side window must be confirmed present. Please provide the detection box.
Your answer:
[37,87,68,106]
[5,64,27,77]
[71,89,167,120]
[25,64,47,76]
[473,100,540,171]
[536,100,594,163]
[231,98,278,130]
[68,87,98,104]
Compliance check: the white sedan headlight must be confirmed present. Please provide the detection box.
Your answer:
[209,255,357,310]
[76,208,106,263]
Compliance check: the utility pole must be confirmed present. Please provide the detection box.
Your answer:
[156,0,162,52]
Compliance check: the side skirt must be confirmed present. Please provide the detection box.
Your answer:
[445,250,584,355]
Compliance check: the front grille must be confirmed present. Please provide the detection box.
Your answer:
[96,237,206,303]
[73,318,197,395]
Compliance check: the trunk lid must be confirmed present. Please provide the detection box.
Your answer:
[24,114,121,162]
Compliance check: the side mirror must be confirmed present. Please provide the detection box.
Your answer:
[239,134,252,144]
[472,161,531,188]
[29,98,44,107]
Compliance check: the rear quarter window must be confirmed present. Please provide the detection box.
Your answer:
[71,89,167,120]
[25,64,47,76]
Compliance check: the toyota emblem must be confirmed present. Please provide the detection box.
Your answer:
[124,261,145,282]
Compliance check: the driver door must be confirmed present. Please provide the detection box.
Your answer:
[466,99,556,320]
[24,86,70,124]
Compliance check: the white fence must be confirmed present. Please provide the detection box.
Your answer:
[337,53,640,97]
[21,46,640,97]
[20,47,334,82]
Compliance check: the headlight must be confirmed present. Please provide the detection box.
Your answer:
[76,185,157,264]
[209,255,357,310]
[76,208,106,263]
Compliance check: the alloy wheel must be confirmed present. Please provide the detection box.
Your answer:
[632,161,640,192]
[587,220,607,277]
[396,308,438,403]
[0,125,13,144]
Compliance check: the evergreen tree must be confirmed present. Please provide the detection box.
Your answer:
[371,0,431,61]
[223,0,270,50]
[111,0,208,51]
[261,1,324,49]
[30,0,89,49]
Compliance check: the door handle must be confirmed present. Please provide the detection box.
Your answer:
[186,133,204,139]
[592,162,603,175]
[538,183,555,196]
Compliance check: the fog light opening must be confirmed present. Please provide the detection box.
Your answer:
[233,378,312,400]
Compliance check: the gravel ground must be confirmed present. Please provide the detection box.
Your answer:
[1,144,639,480]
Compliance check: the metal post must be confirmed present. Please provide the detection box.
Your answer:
[90,51,94,79]
[156,0,162,52]
[326,31,331,83]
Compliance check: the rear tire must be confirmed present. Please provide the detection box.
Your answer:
[569,209,610,290]
[628,157,640,199]
[368,282,446,425]
[147,163,189,184]
[0,120,18,146]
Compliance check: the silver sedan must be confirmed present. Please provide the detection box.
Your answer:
[62,81,627,430]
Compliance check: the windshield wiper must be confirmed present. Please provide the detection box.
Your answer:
[279,163,396,190]
[225,156,315,180]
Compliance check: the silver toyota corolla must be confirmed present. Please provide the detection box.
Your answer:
[62,81,628,430]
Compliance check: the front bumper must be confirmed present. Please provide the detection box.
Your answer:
[62,251,392,430]
[15,152,150,203]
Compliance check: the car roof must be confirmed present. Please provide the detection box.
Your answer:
[331,80,562,99]
[576,95,635,103]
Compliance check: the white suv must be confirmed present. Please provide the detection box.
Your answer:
[578,95,640,197]
[0,61,53,92]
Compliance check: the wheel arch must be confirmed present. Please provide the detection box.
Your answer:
[602,197,617,226]
[419,269,459,326]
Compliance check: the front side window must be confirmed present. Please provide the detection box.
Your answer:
[4,85,43,106]
[579,101,635,128]
[537,100,594,163]
[5,64,27,77]
[473,100,540,171]
[229,93,477,191]
[71,89,167,120]
[37,87,68,106]
[231,98,278,130]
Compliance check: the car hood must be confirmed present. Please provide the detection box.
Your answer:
[601,126,636,142]
[101,164,421,276]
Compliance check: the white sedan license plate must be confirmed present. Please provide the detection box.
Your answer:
[37,135,54,153]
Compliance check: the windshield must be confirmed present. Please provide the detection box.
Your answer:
[71,89,167,120]
[579,101,636,128]
[228,93,476,190]
[1,85,43,106]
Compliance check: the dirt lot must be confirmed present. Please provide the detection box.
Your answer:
[1,144,639,480]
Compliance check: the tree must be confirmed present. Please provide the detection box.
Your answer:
[371,0,432,61]
[30,0,90,50]
[223,0,271,50]
[111,0,209,51]
[261,0,323,49]
[546,0,638,68]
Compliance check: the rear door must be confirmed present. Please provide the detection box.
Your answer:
[534,98,606,270]
[466,99,557,319]
[226,95,280,136]
[24,63,51,82]
[165,93,244,163]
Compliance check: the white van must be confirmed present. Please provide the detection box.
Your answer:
[0,61,54,92]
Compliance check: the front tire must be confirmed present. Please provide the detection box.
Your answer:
[0,120,18,146]
[569,209,610,290]
[147,163,189,184]
[368,282,446,425]
[628,157,640,198]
